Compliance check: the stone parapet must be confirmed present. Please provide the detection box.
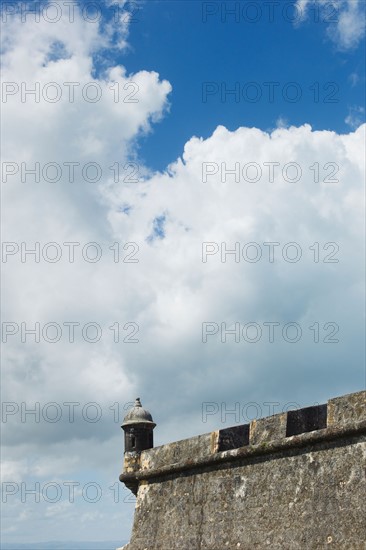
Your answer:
[120,391,365,488]
[119,390,366,549]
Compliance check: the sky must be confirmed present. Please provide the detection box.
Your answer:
[1,0,365,547]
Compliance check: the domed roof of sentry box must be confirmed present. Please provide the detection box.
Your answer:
[122,398,156,427]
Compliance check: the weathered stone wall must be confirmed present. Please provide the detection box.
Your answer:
[119,391,366,550]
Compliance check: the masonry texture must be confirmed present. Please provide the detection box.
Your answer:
[119,390,366,550]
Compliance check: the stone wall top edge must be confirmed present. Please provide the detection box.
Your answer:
[137,391,365,462]
[140,431,214,462]
[120,419,366,486]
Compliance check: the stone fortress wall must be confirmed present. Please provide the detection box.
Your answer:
[119,390,366,550]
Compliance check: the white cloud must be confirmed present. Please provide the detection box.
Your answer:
[295,0,366,50]
[275,116,290,129]
[1,5,169,542]
[45,500,73,518]
[331,0,366,50]
[349,72,360,87]
[1,1,365,545]
[345,105,365,129]
[0,459,27,483]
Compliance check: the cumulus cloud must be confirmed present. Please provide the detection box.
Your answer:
[1,3,169,542]
[103,124,365,421]
[1,0,172,416]
[1,0,365,545]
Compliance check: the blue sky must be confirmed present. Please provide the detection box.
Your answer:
[118,0,366,169]
[1,0,365,547]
